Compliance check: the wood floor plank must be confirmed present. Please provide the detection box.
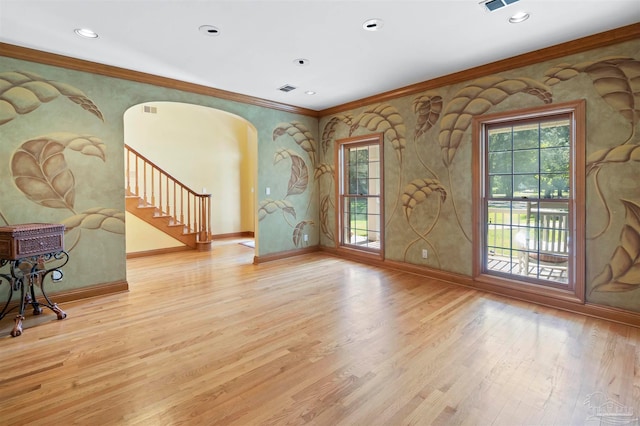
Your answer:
[0,237,638,425]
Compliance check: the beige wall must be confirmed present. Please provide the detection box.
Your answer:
[125,212,185,252]
[124,102,257,252]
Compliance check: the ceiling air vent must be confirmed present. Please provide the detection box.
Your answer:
[278,84,297,93]
[480,0,519,12]
[143,105,157,114]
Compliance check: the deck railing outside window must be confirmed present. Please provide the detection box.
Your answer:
[487,201,569,283]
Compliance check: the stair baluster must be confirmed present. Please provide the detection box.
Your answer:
[124,144,212,249]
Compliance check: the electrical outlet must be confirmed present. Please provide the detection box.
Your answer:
[422,249,428,259]
[266,187,270,195]
[303,234,308,242]
[52,270,63,282]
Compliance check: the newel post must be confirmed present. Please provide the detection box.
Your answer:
[200,194,212,242]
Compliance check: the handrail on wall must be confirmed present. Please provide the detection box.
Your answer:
[124,144,212,244]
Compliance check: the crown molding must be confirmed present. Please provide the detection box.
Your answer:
[2,22,638,120]
[0,42,319,118]
[319,22,640,117]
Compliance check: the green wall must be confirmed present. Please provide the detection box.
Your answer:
[318,39,640,313]
[0,56,318,293]
[2,36,638,315]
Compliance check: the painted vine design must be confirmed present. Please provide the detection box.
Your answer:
[350,104,406,228]
[0,71,104,125]
[437,76,553,243]
[542,56,640,293]
[545,57,640,241]
[322,62,639,296]
[401,178,447,265]
[590,199,640,293]
[0,70,124,251]
[318,115,352,243]
[401,77,553,263]
[402,94,446,264]
[262,121,317,247]
[319,77,556,266]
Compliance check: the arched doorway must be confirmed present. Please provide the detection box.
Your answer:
[123,102,258,256]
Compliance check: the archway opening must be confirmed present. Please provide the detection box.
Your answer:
[123,101,258,256]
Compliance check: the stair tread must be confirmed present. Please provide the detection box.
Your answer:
[124,159,208,249]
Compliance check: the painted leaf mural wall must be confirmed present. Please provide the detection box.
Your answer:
[318,38,640,313]
[2,34,638,315]
[0,68,124,291]
[262,121,318,249]
[0,55,316,295]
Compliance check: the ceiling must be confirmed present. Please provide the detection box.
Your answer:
[1,0,639,112]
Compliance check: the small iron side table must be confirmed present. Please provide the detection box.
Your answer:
[0,224,68,337]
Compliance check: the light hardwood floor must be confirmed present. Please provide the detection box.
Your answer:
[1,238,638,425]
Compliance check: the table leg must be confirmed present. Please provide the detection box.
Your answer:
[52,304,67,320]
[37,253,68,321]
[11,314,24,337]
[2,252,69,336]
[11,278,26,337]
[0,274,13,321]
[29,276,43,315]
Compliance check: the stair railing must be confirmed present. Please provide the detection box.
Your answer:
[125,144,212,244]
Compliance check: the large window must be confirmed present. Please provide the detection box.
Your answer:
[336,134,383,256]
[473,101,585,300]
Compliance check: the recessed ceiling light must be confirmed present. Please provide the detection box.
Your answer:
[74,28,98,39]
[305,90,316,95]
[362,18,384,31]
[509,11,530,23]
[293,58,310,66]
[199,25,220,36]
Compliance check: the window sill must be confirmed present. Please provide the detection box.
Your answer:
[474,272,584,304]
[336,245,384,263]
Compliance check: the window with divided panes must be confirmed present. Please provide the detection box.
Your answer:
[336,134,383,256]
[473,101,585,300]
